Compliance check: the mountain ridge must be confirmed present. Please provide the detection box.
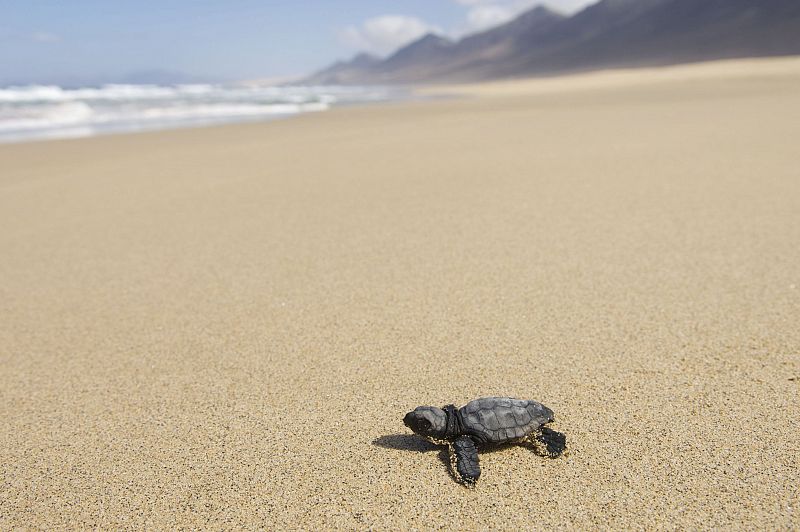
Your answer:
[303,0,800,85]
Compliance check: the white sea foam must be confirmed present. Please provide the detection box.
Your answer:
[0,83,397,143]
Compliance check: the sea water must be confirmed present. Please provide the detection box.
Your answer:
[0,83,397,143]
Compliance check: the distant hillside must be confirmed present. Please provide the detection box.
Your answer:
[303,0,800,85]
[304,53,380,85]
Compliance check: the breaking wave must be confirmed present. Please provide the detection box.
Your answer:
[0,83,396,143]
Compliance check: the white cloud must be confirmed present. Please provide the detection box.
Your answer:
[544,0,598,12]
[453,0,596,33]
[341,15,442,56]
[466,5,526,31]
[452,0,540,33]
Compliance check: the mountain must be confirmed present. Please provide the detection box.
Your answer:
[303,53,380,85]
[303,0,800,85]
[436,6,567,81]
[304,6,564,85]
[501,0,800,76]
[480,0,673,78]
[373,34,454,82]
[584,0,800,65]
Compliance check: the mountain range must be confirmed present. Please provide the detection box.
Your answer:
[304,0,800,85]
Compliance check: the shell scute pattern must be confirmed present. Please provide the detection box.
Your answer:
[460,397,553,444]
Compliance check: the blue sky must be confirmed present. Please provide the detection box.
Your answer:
[0,0,595,85]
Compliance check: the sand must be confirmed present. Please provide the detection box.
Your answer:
[1,58,799,529]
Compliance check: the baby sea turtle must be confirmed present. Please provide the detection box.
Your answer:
[403,397,566,487]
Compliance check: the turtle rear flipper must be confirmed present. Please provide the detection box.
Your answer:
[449,436,481,487]
[528,427,567,458]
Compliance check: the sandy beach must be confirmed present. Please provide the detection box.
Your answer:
[1,58,799,529]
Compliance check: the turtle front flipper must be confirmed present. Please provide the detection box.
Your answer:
[527,426,567,458]
[449,436,481,487]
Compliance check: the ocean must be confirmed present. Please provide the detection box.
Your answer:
[0,83,398,143]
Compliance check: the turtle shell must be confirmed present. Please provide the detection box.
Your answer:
[459,397,554,445]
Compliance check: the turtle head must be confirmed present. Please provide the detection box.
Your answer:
[403,406,447,440]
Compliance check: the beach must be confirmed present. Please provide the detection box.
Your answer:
[1,58,799,528]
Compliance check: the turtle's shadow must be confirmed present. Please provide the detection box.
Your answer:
[372,433,560,483]
[372,434,439,453]
[373,434,452,472]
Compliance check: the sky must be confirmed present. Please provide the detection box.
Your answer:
[0,0,596,86]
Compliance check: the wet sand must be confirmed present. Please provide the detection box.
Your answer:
[1,58,799,528]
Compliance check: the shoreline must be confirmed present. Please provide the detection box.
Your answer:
[0,84,407,146]
[6,56,799,147]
